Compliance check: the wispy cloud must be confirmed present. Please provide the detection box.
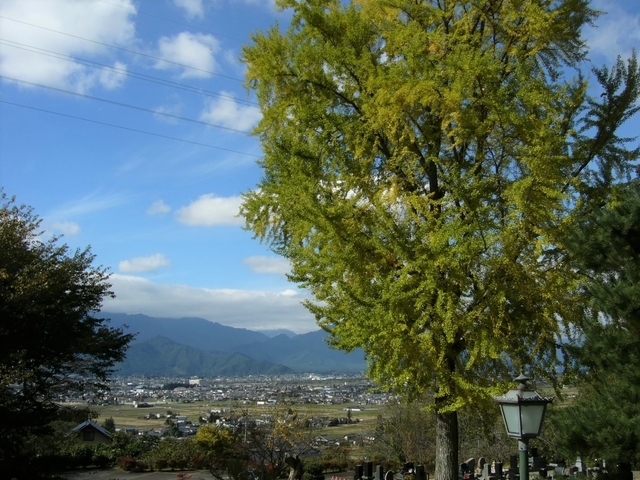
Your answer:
[244,256,290,275]
[175,194,242,226]
[239,0,277,11]
[153,101,185,124]
[118,254,171,273]
[49,221,81,236]
[99,61,128,90]
[147,200,171,215]
[103,274,317,333]
[173,0,205,19]
[584,0,640,65]
[48,191,130,220]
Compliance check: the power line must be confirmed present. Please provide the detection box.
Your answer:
[0,15,243,82]
[1,75,252,134]
[0,100,262,158]
[0,38,258,106]
[95,0,246,44]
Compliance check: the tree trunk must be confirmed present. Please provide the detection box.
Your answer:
[435,409,458,480]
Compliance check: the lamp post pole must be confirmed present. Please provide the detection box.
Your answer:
[519,439,528,480]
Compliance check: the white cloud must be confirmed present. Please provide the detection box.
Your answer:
[99,61,127,90]
[244,256,290,275]
[583,0,640,64]
[49,221,81,236]
[119,254,171,273]
[103,274,317,333]
[155,32,220,78]
[175,194,243,226]
[0,0,136,92]
[200,93,262,131]
[174,0,205,19]
[147,200,171,215]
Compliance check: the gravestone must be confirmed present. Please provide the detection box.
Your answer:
[364,461,373,480]
[507,455,519,480]
[495,462,503,479]
[355,464,364,480]
[460,462,469,480]
[616,463,633,480]
[376,465,385,480]
[416,464,427,480]
[384,471,394,480]
[466,458,476,475]
[478,458,487,471]
[531,456,546,470]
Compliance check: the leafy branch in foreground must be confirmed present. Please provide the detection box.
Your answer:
[0,191,133,475]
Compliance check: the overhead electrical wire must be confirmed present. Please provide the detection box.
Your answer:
[0,75,252,134]
[0,15,243,82]
[95,0,246,44]
[0,100,262,158]
[0,11,261,156]
[0,39,258,107]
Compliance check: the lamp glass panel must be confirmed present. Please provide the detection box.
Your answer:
[500,404,521,435]
[521,404,545,435]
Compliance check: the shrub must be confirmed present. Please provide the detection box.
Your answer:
[321,459,349,473]
[92,453,111,468]
[302,462,325,480]
[117,456,137,471]
[155,458,169,470]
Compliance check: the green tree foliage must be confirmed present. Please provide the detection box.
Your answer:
[195,424,247,479]
[302,462,326,480]
[102,416,116,434]
[241,0,640,476]
[546,180,640,466]
[566,180,640,336]
[547,324,640,466]
[0,192,133,473]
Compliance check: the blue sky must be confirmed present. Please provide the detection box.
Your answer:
[1,0,639,334]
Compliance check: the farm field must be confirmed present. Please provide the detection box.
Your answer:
[90,400,383,437]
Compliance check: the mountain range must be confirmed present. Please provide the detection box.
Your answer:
[103,313,367,376]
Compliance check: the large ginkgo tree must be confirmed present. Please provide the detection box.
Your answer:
[240,1,640,478]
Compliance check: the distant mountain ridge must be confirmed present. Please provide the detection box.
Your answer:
[103,312,367,375]
[117,336,293,377]
[104,313,269,352]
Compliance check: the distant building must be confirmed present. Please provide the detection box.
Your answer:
[72,420,112,444]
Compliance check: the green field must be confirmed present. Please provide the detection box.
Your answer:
[91,400,383,437]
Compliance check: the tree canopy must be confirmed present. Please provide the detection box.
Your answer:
[547,180,640,466]
[241,1,640,477]
[566,180,640,337]
[0,191,133,472]
[547,323,640,466]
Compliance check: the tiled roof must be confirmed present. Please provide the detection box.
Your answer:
[72,420,112,438]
